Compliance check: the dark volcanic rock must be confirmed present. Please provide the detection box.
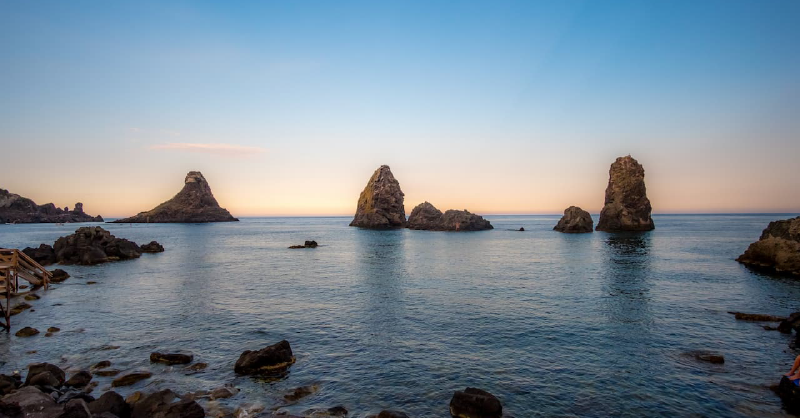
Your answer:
[407,202,493,231]
[349,165,406,229]
[0,189,103,224]
[21,244,57,266]
[130,389,203,418]
[0,374,21,395]
[50,226,161,265]
[596,155,655,232]
[25,363,66,387]
[140,241,165,253]
[88,391,130,418]
[112,171,237,223]
[64,371,92,388]
[2,386,62,417]
[51,269,70,282]
[778,376,800,414]
[554,206,593,233]
[449,387,502,418]
[150,352,193,365]
[289,240,318,249]
[779,312,800,334]
[736,216,800,276]
[234,340,295,376]
[58,398,92,418]
[111,372,152,387]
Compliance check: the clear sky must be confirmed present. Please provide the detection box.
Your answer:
[2,0,798,217]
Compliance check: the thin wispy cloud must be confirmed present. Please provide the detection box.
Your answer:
[150,142,266,157]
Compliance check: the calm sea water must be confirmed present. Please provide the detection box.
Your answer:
[1,214,800,417]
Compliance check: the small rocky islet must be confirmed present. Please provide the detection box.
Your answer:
[22,227,163,266]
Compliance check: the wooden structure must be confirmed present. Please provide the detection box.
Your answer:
[0,249,52,332]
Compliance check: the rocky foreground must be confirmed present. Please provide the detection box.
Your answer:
[406,202,492,231]
[22,227,163,266]
[595,155,655,232]
[112,171,237,223]
[736,216,800,276]
[349,165,406,229]
[0,190,102,224]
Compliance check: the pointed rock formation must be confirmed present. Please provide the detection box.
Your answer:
[0,189,103,223]
[737,216,800,276]
[596,155,655,232]
[113,171,237,223]
[554,206,593,233]
[407,202,492,231]
[349,165,406,228]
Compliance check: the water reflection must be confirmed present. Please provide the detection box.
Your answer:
[353,229,407,337]
[601,233,654,326]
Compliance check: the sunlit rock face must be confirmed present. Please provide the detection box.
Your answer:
[596,155,655,232]
[113,171,237,223]
[349,165,406,229]
[737,216,800,276]
[554,206,593,233]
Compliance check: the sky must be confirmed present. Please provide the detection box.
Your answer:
[1,0,799,217]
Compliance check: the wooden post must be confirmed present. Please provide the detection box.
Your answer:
[1,267,9,332]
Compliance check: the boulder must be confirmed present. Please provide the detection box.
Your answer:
[553,206,593,233]
[21,244,56,266]
[111,372,152,387]
[58,398,92,418]
[350,165,406,229]
[0,399,22,417]
[1,386,62,417]
[28,371,62,388]
[150,352,193,365]
[0,374,21,396]
[130,389,203,418]
[736,216,800,276]
[50,269,70,282]
[407,202,492,231]
[779,312,800,334]
[595,155,655,232]
[0,189,103,224]
[449,387,502,418]
[25,363,66,387]
[14,327,38,337]
[140,241,165,253]
[234,340,295,376]
[778,376,800,414]
[88,391,130,418]
[56,390,95,405]
[112,171,238,223]
[406,201,444,230]
[65,371,92,388]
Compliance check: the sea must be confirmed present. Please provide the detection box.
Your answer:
[1,214,799,417]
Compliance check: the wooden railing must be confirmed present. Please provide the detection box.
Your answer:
[0,249,52,331]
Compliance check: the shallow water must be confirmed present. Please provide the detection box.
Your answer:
[1,214,800,417]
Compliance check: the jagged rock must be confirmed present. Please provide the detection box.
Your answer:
[234,340,295,376]
[0,189,103,224]
[21,244,57,266]
[150,352,193,365]
[111,372,152,387]
[596,155,655,232]
[88,391,130,418]
[14,327,39,337]
[350,165,406,229]
[140,241,165,253]
[407,202,492,231]
[64,371,92,388]
[49,227,160,265]
[113,171,237,223]
[554,206,593,233]
[736,216,800,276]
[1,386,62,417]
[449,388,502,418]
[289,240,318,249]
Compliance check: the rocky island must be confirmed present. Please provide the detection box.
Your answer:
[737,216,800,275]
[23,226,164,266]
[596,155,655,232]
[0,189,103,224]
[553,206,593,233]
[407,201,493,231]
[112,171,237,223]
[349,165,406,229]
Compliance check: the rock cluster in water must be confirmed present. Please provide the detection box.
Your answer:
[234,340,296,376]
[407,202,493,231]
[0,189,103,224]
[736,216,800,276]
[595,155,655,232]
[289,240,318,249]
[22,226,164,266]
[350,165,406,229]
[553,206,593,233]
[113,171,237,223]
[449,387,502,418]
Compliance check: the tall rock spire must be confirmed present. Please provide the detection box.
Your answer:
[349,165,406,228]
[596,155,655,232]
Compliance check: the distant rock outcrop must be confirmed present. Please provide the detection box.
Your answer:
[349,165,406,229]
[554,206,593,233]
[112,171,237,223]
[736,216,800,275]
[0,189,103,224]
[596,155,655,232]
[407,202,493,231]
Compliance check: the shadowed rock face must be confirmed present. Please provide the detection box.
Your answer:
[113,171,237,223]
[350,165,406,228]
[596,155,655,232]
[0,189,103,223]
[406,201,443,230]
[554,206,593,233]
[407,202,493,231]
[737,216,800,275]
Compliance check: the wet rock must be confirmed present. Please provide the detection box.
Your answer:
[28,371,61,388]
[778,376,800,414]
[112,171,237,223]
[65,371,92,388]
[14,327,38,337]
[51,269,71,282]
[93,370,120,377]
[150,352,194,365]
[125,391,143,405]
[303,406,347,417]
[210,387,237,400]
[0,374,21,396]
[9,303,32,316]
[91,361,111,370]
[688,350,725,364]
[234,340,295,376]
[289,240,319,249]
[407,202,493,231]
[728,312,785,322]
[58,398,92,418]
[1,386,62,417]
[518,227,524,232]
[23,294,40,301]
[283,385,318,402]
[130,389,204,418]
[553,206,593,233]
[736,216,800,276]
[449,387,502,418]
[184,363,207,372]
[779,312,800,334]
[25,363,66,387]
[140,241,165,253]
[21,244,57,266]
[350,165,406,229]
[377,411,410,418]
[111,372,152,387]
[47,327,61,333]
[327,406,348,416]
[52,227,147,265]
[88,391,131,418]
[56,390,95,405]
[596,155,655,232]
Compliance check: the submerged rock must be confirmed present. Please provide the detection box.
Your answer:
[130,389,203,418]
[553,206,593,233]
[688,350,725,364]
[0,189,103,224]
[14,327,39,337]
[736,216,800,276]
[596,155,655,232]
[150,352,194,365]
[449,387,502,418]
[113,171,237,223]
[728,312,785,322]
[289,240,318,249]
[111,372,152,387]
[350,165,406,229]
[234,340,295,376]
[407,202,493,231]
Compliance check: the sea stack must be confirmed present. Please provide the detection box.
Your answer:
[554,206,593,233]
[113,171,237,223]
[595,155,655,232]
[349,165,406,228]
[407,201,493,231]
[736,216,800,276]
[0,189,103,223]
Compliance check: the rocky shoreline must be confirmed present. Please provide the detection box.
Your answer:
[0,190,102,224]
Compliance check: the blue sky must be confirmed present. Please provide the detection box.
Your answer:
[1,0,798,216]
